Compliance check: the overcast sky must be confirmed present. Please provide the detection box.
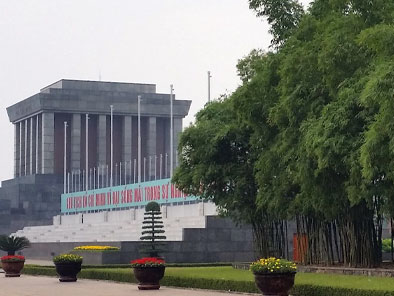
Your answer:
[0,0,311,182]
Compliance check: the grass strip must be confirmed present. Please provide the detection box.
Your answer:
[22,265,394,296]
[25,262,232,269]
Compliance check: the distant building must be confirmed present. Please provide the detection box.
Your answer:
[0,79,191,234]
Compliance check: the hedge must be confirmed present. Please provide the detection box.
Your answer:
[22,266,394,296]
[26,262,232,269]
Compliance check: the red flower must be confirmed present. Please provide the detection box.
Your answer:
[1,255,25,262]
[130,257,165,266]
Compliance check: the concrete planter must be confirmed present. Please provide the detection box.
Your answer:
[55,262,82,282]
[1,261,25,277]
[133,266,165,290]
[71,250,121,265]
[253,272,296,296]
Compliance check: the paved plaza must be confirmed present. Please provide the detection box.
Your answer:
[0,275,252,296]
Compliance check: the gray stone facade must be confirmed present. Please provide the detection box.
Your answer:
[7,79,191,178]
[14,217,255,263]
[0,79,191,235]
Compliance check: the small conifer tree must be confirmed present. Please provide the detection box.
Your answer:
[140,201,166,257]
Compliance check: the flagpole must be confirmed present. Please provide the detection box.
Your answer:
[138,95,141,184]
[85,114,89,191]
[110,105,114,188]
[63,121,68,194]
[170,85,174,178]
[208,71,212,102]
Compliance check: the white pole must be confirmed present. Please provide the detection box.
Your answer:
[71,171,74,192]
[115,163,118,186]
[129,160,132,184]
[160,154,163,180]
[67,173,70,193]
[85,114,89,190]
[133,159,136,184]
[124,161,126,185]
[170,85,174,178]
[63,121,67,194]
[110,105,114,187]
[208,71,212,103]
[106,165,109,187]
[155,155,157,180]
[93,167,96,189]
[143,157,146,182]
[138,95,141,184]
[120,162,122,185]
[149,156,152,181]
[165,153,168,178]
[97,166,100,189]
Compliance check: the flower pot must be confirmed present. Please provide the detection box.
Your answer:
[254,272,296,296]
[1,261,25,277]
[133,266,165,290]
[54,262,82,282]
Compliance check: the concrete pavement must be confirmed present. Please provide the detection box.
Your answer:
[0,275,255,296]
[25,259,53,266]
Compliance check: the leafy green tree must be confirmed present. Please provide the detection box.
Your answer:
[175,0,394,267]
[248,0,304,47]
[173,98,288,258]
[237,49,266,84]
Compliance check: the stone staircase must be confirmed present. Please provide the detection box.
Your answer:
[13,216,207,242]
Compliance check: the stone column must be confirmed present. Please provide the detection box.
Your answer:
[30,116,36,175]
[36,114,41,174]
[41,112,55,174]
[173,117,183,169]
[20,120,25,176]
[97,115,106,166]
[25,119,30,175]
[71,114,81,171]
[147,117,156,179]
[123,116,132,183]
[122,115,132,162]
[14,123,20,177]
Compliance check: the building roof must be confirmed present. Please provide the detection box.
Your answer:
[7,79,191,123]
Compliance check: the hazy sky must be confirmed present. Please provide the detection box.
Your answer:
[0,0,311,182]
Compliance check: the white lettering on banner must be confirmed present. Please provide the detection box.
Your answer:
[61,178,198,213]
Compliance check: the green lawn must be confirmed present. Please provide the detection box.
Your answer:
[86,266,394,291]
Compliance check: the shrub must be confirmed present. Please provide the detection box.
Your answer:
[130,257,165,267]
[139,201,166,257]
[1,255,25,262]
[53,254,83,264]
[73,245,120,251]
[382,239,392,252]
[250,257,297,274]
[0,235,30,255]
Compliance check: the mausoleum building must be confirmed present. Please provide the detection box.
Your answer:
[7,79,191,181]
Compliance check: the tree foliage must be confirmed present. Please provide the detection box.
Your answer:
[174,0,394,267]
[0,235,30,256]
[139,202,166,258]
[248,0,304,47]
[173,98,288,258]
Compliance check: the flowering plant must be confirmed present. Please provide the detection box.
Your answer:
[53,254,83,264]
[1,255,25,262]
[74,245,120,251]
[250,257,297,274]
[130,257,165,267]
